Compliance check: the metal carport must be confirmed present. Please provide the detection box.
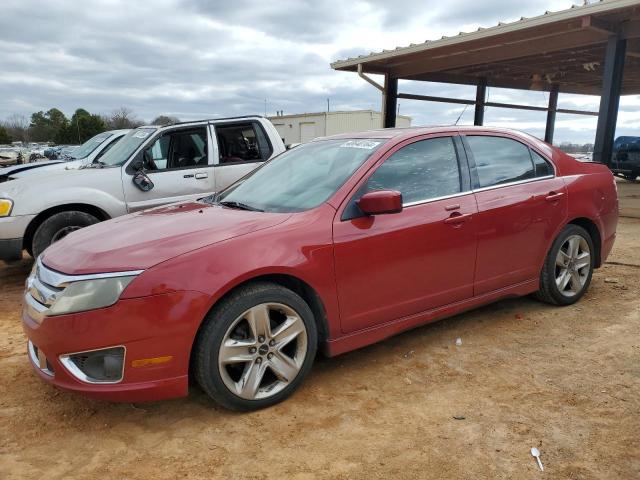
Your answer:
[331,0,640,164]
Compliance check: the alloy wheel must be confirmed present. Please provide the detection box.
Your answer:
[218,303,308,400]
[555,234,591,297]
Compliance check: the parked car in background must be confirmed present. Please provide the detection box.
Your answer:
[1,130,130,183]
[0,116,284,260]
[611,136,640,181]
[0,148,25,167]
[22,126,618,410]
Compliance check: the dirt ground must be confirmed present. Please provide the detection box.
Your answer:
[1,191,639,479]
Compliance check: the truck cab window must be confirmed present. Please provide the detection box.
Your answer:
[143,128,208,171]
[216,123,271,164]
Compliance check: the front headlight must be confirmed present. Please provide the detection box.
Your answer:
[48,276,137,316]
[0,198,13,217]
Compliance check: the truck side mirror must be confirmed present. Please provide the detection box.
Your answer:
[133,171,154,192]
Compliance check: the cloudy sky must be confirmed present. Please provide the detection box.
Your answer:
[1,0,638,143]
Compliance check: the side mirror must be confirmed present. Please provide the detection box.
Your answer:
[133,171,154,192]
[357,190,403,216]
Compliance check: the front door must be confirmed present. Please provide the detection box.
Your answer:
[122,126,215,212]
[463,134,568,295]
[333,135,478,334]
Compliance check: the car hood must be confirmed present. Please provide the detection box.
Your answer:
[0,160,63,177]
[9,160,83,178]
[41,202,292,274]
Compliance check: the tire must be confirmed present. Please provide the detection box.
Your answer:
[31,211,100,259]
[534,224,595,306]
[193,282,317,411]
[624,172,638,181]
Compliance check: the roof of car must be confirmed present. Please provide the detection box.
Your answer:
[315,125,541,142]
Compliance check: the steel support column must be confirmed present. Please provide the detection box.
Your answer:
[545,84,559,144]
[474,78,487,126]
[383,76,398,128]
[593,36,626,164]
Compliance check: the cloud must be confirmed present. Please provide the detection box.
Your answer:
[0,0,637,144]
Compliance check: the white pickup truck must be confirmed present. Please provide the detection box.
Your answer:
[0,116,285,261]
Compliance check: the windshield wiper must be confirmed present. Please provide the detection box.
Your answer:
[218,200,264,212]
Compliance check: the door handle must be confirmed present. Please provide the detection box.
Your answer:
[195,172,208,179]
[545,191,564,202]
[444,212,472,225]
[444,204,461,211]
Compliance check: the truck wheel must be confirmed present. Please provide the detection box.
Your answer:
[31,211,99,258]
[193,282,317,411]
[533,224,595,306]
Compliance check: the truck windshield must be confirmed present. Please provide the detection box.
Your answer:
[67,132,113,159]
[98,128,157,166]
[215,139,386,213]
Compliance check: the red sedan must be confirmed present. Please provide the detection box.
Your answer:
[23,126,618,410]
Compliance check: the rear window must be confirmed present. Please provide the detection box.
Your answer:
[467,136,535,188]
[531,150,553,177]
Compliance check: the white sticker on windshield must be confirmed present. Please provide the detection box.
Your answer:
[133,131,149,139]
[339,140,380,150]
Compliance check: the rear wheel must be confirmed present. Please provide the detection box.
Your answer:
[623,171,638,181]
[31,211,100,258]
[193,282,317,411]
[534,224,595,306]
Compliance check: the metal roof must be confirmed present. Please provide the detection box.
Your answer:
[331,0,640,95]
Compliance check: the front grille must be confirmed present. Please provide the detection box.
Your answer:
[25,259,67,322]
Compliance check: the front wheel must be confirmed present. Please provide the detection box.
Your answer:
[31,211,100,258]
[193,282,317,411]
[534,224,595,306]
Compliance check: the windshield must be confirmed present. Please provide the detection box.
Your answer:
[216,139,386,213]
[68,132,113,159]
[99,128,157,166]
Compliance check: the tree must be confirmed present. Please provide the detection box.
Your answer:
[57,108,106,144]
[29,108,69,142]
[151,115,180,126]
[0,125,12,144]
[3,114,29,142]
[105,107,143,129]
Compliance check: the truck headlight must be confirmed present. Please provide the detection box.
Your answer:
[0,198,13,217]
[48,276,137,316]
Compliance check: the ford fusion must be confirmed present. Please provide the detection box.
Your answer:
[23,126,618,410]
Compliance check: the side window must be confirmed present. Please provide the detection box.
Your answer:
[143,128,207,171]
[467,136,535,188]
[364,137,461,204]
[94,136,122,161]
[148,136,170,170]
[216,123,272,164]
[531,150,553,177]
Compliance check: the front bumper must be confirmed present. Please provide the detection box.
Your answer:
[0,237,23,261]
[0,214,35,261]
[22,290,211,402]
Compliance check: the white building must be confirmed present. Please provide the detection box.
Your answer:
[269,110,411,146]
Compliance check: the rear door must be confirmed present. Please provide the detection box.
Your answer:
[213,120,274,192]
[122,125,215,212]
[333,135,478,334]
[463,134,568,295]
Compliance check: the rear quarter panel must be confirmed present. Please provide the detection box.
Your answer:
[554,153,618,264]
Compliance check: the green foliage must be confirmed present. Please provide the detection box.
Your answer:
[29,108,70,141]
[56,109,106,143]
[28,107,106,144]
[0,125,12,144]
